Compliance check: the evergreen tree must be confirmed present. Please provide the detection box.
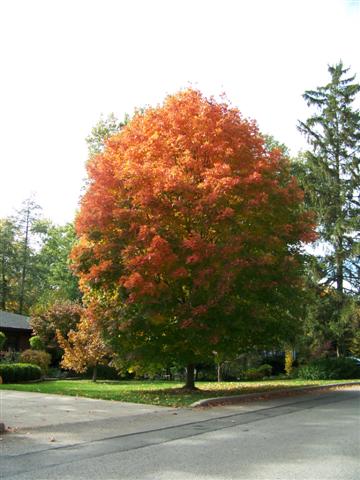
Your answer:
[298,62,360,296]
[297,62,360,355]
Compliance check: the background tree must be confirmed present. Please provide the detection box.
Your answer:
[0,218,20,311]
[1,199,81,314]
[30,300,82,362]
[73,89,316,389]
[297,62,360,355]
[298,62,359,295]
[0,203,45,314]
[86,113,129,157]
[16,197,42,314]
[35,223,81,304]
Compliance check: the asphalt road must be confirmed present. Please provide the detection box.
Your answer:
[1,387,359,479]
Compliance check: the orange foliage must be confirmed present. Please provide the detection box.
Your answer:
[72,89,316,363]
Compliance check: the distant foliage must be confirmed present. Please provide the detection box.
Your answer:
[0,204,80,315]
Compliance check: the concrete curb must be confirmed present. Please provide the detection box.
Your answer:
[190,381,360,408]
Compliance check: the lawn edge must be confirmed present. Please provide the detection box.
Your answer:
[190,381,360,408]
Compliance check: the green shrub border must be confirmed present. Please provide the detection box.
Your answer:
[0,363,42,383]
[296,357,359,380]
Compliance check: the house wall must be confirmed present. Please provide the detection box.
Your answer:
[0,328,31,351]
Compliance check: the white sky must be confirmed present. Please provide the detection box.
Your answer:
[1,0,359,225]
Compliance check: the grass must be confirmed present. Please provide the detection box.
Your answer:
[0,378,357,407]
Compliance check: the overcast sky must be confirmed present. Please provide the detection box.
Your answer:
[1,0,359,225]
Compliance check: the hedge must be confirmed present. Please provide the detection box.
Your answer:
[0,363,42,383]
[296,357,360,380]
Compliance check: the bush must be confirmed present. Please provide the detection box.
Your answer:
[29,336,45,350]
[258,364,273,376]
[0,363,42,383]
[296,357,360,380]
[242,364,272,380]
[19,349,51,374]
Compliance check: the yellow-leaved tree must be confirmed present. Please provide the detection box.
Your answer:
[57,314,109,382]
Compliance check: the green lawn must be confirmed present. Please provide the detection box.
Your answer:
[0,378,357,407]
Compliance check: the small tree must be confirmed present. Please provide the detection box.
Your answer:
[57,314,110,382]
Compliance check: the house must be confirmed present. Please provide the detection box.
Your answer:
[0,310,32,351]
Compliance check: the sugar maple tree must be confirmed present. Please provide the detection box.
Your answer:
[72,89,316,389]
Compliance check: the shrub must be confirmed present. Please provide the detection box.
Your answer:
[296,357,360,380]
[242,364,272,380]
[29,336,45,350]
[261,354,285,375]
[258,364,273,376]
[0,363,42,383]
[0,350,20,364]
[19,349,51,374]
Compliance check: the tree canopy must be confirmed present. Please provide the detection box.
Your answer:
[73,89,316,388]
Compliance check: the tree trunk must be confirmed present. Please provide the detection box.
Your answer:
[184,363,196,390]
[19,208,30,315]
[92,364,98,382]
[217,363,222,382]
[336,236,344,296]
[1,258,6,310]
